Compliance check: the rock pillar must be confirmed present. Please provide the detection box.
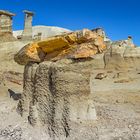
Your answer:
[0,10,15,34]
[18,59,97,139]
[22,10,34,41]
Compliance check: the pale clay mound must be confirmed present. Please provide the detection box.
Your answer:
[13,25,72,40]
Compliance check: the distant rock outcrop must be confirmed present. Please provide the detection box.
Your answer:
[104,38,140,70]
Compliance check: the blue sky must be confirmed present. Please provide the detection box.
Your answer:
[0,0,140,45]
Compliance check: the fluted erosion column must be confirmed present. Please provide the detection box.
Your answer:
[18,59,97,139]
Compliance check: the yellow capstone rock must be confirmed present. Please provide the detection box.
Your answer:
[14,29,106,65]
[38,36,69,53]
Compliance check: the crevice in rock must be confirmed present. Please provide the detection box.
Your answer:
[48,67,57,139]
[62,97,70,138]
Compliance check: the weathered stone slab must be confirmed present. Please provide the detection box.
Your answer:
[14,29,106,65]
[14,43,46,65]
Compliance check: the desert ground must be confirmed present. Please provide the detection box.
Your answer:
[0,60,140,140]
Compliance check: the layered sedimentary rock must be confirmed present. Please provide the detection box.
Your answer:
[0,10,15,34]
[104,40,140,70]
[0,10,17,42]
[124,47,140,70]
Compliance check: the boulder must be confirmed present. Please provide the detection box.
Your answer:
[14,43,46,65]
[14,29,106,65]
[95,73,107,80]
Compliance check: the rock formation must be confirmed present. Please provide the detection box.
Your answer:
[14,29,106,65]
[0,10,17,42]
[14,28,108,139]
[18,60,97,139]
[0,10,71,43]
[22,10,34,41]
[0,10,15,34]
[104,37,140,70]
[0,9,71,79]
[0,8,139,140]
[14,27,140,139]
